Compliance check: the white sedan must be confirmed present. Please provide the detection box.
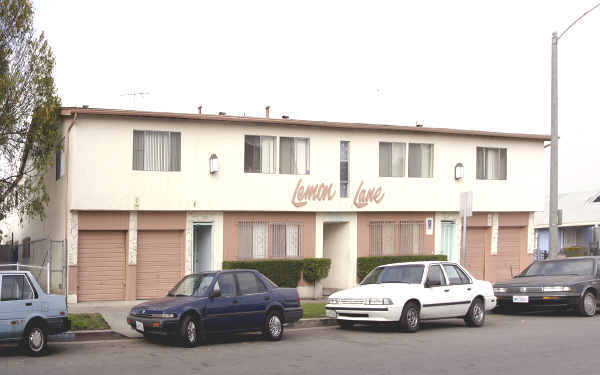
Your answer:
[326,261,496,332]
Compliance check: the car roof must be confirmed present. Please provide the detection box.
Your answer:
[536,256,600,262]
[377,261,454,267]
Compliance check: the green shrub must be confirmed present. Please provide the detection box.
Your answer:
[357,255,447,280]
[562,247,585,257]
[223,259,303,288]
[302,258,331,283]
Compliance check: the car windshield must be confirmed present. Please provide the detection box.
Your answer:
[168,274,215,297]
[519,259,595,277]
[361,265,425,285]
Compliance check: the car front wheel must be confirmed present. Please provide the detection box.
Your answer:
[465,298,486,327]
[263,310,283,341]
[178,315,201,347]
[399,301,420,333]
[577,290,597,317]
[23,322,48,356]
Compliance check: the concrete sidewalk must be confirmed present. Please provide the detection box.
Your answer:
[69,301,146,338]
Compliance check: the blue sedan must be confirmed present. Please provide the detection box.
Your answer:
[127,269,303,346]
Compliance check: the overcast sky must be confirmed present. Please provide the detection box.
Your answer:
[32,0,600,194]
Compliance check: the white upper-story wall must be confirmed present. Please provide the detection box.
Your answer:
[66,111,547,213]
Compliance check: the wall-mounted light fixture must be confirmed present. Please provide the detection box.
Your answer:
[454,163,464,180]
[209,154,219,174]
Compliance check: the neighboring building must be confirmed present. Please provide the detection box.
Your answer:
[3,107,549,302]
[535,190,600,256]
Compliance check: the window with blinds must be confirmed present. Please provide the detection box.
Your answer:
[369,221,425,256]
[55,137,65,180]
[340,141,349,197]
[272,223,302,258]
[476,147,507,180]
[379,142,406,177]
[238,222,269,259]
[408,143,433,178]
[132,130,181,171]
[244,135,276,173]
[280,137,310,175]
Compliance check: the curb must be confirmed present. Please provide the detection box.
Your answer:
[50,330,129,342]
[288,318,337,329]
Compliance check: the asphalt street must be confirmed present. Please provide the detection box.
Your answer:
[2,312,599,375]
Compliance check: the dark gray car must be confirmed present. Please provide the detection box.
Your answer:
[493,256,600,316]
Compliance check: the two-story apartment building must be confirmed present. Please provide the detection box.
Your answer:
[4,107,549,302]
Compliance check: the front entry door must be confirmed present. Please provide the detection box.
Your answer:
[193,224,213,273]
[441,221,456,261]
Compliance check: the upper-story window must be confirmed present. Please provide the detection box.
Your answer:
[133,130,181,171]
[340,141,350,197]
[476,147,507,180]
[244,135,276,173]
[408,143,434,178]
[55,137,65,180]
[280,137,310,175]
[379,142,406,177]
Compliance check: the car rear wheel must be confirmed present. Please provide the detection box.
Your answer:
[465,298,486,327]
[23,322,48,356]
[577,290,597,317]
[399,301,420,333]
[337,320,354,329]
[263,310,284,341]
[178,315,201,347]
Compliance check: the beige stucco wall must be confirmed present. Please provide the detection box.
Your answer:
[66,115,546,214]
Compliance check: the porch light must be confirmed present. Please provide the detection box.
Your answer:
[209,154,219,174]
[454,163,464,180]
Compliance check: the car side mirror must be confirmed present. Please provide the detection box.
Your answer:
[210,286,221,298]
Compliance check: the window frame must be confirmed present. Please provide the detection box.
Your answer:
[407,143,434,178]
[340,141,350,197]
[271,223,302,258]
[132,130,181,172]
[235,272,268,295]
[476,146,507,180]
[378,141,406,178]
[279,136,310,175]
[244,135,277,174]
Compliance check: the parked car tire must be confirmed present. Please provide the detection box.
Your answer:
[464,298,486,327]
[337,320,354,329]
[22,322,48,356]
[178,315,201,347]
[577,290,597,317]
[263,310,284,341]
[399,301,420,333]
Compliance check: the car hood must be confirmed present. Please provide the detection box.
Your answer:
[131,296,203,313]
[330,283,420,299]
[494,275,592,287]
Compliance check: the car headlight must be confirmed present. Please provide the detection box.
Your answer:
[542,286,572,292]
[150,313,177,318]
[493,287,507,293]
[328,298,339,304]
[364,298,393,305]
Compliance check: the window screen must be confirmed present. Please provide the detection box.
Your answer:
[379,142,405,177]
[408,143,433,178]
[244,135,275,173]
[476,147,507,180]
[280,137,310,175]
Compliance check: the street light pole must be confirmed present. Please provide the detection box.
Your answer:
[549,2,600,259]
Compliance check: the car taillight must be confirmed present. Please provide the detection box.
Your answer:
[60,311,65,316]
[298,296,301,304]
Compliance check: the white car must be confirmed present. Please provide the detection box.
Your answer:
[326,261,496,332]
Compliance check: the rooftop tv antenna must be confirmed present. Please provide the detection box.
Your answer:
[120,90,150,108]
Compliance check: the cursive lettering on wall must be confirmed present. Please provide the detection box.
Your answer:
[292,179,336,207]
[353,180,384,208]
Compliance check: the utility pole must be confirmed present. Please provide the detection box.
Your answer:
[548,2,600,258]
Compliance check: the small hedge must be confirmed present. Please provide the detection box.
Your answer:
[223,259,303,288]
[357,255,447,280]
[223,258,332,288]
[563,247,585,257]
[302,258,331,283]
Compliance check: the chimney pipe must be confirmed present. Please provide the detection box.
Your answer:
[282,115,289,119]
[198,105,202,114]
[218,111,226,116]
[265,106,270,118]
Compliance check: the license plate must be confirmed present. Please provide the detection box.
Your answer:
[136,321,144,332]
[513,295,529,303]
[326,310,337,318]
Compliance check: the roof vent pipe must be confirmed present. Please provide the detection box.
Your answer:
[265,106,270,118]
[218,111,226,116]
[282,115,289,119]
[198,105,202,114]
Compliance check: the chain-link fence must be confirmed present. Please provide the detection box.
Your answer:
[0,239,66,296]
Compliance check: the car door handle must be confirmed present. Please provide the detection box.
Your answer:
[25,303,32,306]
[443,289,450,292]
[467,288,472,291]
